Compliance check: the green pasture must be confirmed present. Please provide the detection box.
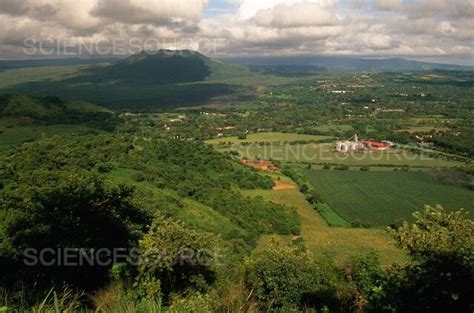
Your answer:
[303,169,474,226]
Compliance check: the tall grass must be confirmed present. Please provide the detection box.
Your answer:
[0,287,83,313]
[91,284,161,313]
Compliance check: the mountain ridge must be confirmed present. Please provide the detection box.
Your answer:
[1,51,471,72]
[220,55,474,72]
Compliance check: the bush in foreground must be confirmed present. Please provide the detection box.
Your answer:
[243,240,337,311]
[382,205,474,313]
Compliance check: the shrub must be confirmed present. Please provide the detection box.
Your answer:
[136,215,218,302]
[341,252,384,313]
[237,133,247,140]
[299,184,309,193]
[0,174,149,291]
[244,241,335,310]
[383,206,474,313]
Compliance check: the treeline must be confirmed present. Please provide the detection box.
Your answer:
[432,131,474,158]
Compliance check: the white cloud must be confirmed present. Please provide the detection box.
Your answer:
[0,0,209,30]
[0,0,471,62]
[372,0,404,12]
[91,0,209,25]
[254,2,337,27]
[236,0,339,20]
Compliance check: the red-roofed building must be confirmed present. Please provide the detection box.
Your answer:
[361,140,390,151]
[241,159,277,171]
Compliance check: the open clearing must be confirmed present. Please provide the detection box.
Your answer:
[304,169,474,227]
[206,132,331,144]
[241,187,406,265]
[273,180,297,190]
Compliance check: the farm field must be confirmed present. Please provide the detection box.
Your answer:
[303,169,474,226]
[216,142,461,167]
[241,187,406,265]
[205,132,331,144]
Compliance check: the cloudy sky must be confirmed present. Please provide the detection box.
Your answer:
[0,0,473,64]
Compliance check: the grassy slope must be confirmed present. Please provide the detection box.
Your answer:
[304,169,474,226]
[241,186,406,265]
[104,167,282,256]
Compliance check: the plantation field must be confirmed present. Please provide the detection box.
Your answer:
[304,169,474,226]
[241,187,406,265]
[206,132,331,144]
[216,142,461,167]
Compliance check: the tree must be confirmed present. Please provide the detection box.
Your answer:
[385,206,474,313]
[244,240,335,310]
[341,252,384,313]
[306,190,320,204]
[0,174,149,290]
[299,184,309,194]
[237,132,247,140]
[136,215,218,302]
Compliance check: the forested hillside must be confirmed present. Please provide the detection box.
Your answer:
[0,94,113,126]
[0,134,299,301]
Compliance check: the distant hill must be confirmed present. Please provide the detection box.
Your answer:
[97,49,257,84]
[222,55,474,72]
[0,94,113,124]
[250,64,327,76]
[101,50,212,84]
[0,50,258,110]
